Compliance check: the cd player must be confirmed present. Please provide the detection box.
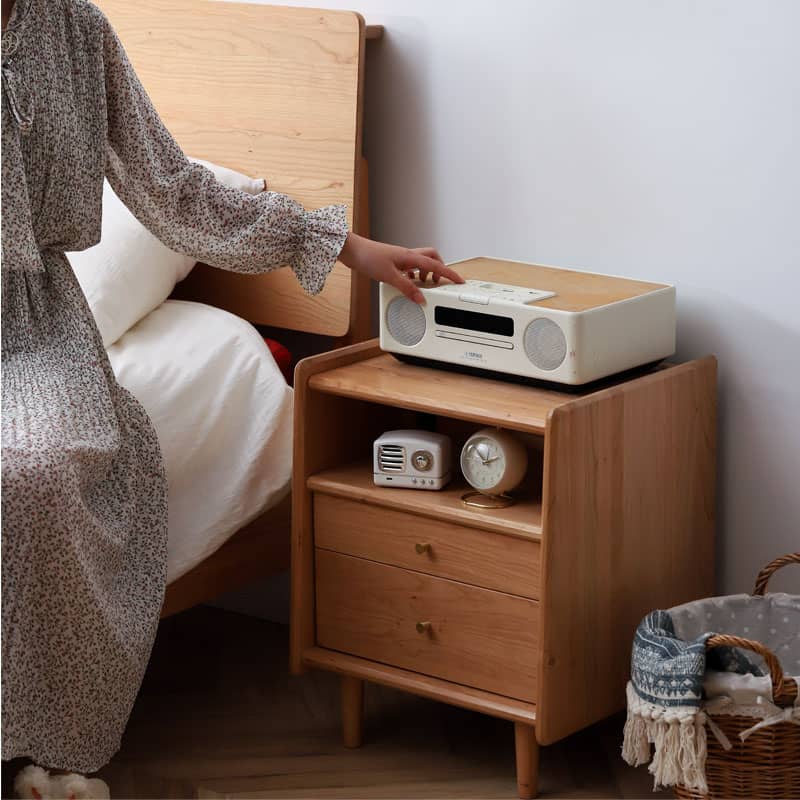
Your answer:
[379,257,676,385]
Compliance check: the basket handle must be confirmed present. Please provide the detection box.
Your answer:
[706,634,798,705]
[752,552,800,596]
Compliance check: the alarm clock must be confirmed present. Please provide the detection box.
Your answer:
[459,427,528,507]
[373,430,452,490]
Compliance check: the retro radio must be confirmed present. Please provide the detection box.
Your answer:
[373,430,452,490]
[379,257,676,385]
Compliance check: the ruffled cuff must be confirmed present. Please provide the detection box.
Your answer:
[289,204,349,295]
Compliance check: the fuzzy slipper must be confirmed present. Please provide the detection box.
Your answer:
[49,774,110,800]
[14,765,52,799]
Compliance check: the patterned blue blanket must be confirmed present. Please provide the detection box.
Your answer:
[622,608,767,792]
[630,609,763,708]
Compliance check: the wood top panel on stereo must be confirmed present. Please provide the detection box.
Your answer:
[453,257,668,312]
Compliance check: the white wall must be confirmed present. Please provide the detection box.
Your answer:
[254,0,800,594]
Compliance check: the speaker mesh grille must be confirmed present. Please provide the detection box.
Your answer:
[523,318,567,371]
[378,444,405,472]
[386,296,426,346]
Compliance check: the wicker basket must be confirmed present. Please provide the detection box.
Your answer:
[674,553,800,800]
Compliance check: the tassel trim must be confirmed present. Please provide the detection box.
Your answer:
[622,682,709,793]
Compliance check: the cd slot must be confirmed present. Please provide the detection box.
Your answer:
[435,330,514,350]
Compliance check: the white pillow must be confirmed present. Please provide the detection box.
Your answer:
[68,158,265,348]
[190,158,266,196]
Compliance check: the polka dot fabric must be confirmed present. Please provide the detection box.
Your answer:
[1,0,347,772]
[671,592,800,675]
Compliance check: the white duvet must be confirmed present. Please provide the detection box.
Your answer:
[107,299,293,583]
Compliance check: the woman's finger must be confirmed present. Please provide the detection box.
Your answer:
[404,253,464,284]
[402,253,446,275]
[392,272,425,304]
[412,247,445,265]
[432,262,465,283]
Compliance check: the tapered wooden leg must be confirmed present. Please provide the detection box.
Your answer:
[341,675,364,748]
[514,722,539,799]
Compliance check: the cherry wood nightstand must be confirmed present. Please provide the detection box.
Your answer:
[291,339,716,799]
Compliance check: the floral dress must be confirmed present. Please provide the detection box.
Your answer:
[1,0,347,771]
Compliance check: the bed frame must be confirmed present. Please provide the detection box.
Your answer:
[97,0,379,617]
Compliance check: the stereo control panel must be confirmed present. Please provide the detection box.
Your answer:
[417,278,556,306]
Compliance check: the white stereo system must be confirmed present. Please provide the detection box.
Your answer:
[379,257,676,385]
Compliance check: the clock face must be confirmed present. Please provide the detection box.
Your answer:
[460,435,507,492]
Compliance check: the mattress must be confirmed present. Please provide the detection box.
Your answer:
[107,300,293,583]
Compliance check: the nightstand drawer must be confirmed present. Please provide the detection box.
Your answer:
[315,549,538,701]
[313,494,540,599]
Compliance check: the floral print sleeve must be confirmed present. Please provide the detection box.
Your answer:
[99,12,347,295]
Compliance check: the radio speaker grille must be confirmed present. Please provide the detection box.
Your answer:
[386,296,426,346]
[378,444,405,472]
[524,318,567,371]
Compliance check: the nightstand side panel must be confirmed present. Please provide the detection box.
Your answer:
[291,340,385,672]
[536,357,717,744]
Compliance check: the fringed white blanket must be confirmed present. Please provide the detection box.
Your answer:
[622,594,800,793]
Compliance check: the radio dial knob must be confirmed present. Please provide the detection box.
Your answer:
[412,450,433,472]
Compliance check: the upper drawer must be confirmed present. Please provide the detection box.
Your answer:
[314,493,540,599]
[316,549,539,701]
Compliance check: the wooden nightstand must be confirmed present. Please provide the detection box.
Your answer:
[291,339,716,799]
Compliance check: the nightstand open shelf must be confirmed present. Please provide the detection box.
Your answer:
[291,339,717,799]
[308,461,543,540]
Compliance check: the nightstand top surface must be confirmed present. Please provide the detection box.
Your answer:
[308,352,589,433]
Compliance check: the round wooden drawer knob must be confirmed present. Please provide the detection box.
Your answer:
[416,621,432,634]
[415,542,432,555]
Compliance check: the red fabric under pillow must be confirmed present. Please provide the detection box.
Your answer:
[263,337,293,385]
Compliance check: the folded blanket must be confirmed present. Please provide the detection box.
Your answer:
[622,608,766,792]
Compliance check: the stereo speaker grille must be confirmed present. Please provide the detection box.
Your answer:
[523,318,567,371]
[386,296,426,346]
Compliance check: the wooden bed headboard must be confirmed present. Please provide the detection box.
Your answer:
[97,0,371,339]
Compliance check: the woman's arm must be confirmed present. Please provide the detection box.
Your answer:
[98,5,462,300]
[100,8,346,295]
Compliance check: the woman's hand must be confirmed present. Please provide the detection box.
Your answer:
[339,232,464,304]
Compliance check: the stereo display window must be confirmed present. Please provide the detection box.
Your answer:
[434,306,514,336]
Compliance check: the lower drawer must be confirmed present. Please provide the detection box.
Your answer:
[315,549,538,701]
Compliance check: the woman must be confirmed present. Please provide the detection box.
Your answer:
[0,0,463,794]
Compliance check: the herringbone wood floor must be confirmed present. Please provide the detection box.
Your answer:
[5,606,665,799]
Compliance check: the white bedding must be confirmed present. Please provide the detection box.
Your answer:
[107,300,293,583]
